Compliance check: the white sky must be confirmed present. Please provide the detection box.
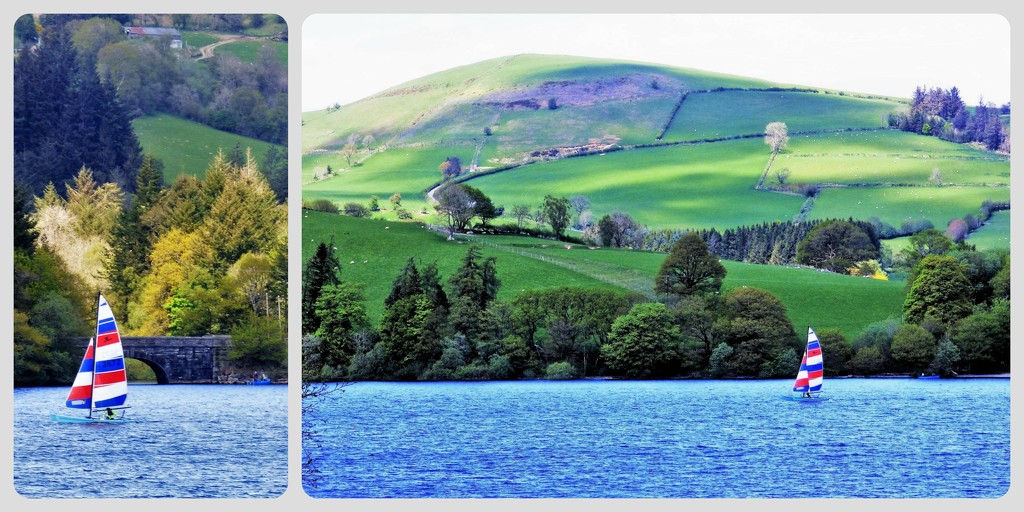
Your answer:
[302,13,1010,112]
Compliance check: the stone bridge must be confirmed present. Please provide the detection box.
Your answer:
[76,336,232,384]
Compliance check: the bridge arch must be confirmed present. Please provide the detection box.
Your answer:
[76,336,232,384]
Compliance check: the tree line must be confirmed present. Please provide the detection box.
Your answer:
[888,85,1009,152]
[303,219,1008,381]
[302,234,806,381]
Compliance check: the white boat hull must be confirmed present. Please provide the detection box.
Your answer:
[51,413,130,424]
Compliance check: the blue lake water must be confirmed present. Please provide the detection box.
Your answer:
[13,384,287,498]
[303,379,1009,498]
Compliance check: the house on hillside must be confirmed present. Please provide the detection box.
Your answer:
[123,26,182,48]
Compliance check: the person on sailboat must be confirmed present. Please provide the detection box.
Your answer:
[803,391,811,398]
[105,407,116,420]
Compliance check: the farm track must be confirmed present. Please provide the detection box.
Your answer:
[195,35,262,60]
[463,235,657,298]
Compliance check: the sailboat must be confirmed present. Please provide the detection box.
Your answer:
[791,327,824,400]
[51,294,131,423]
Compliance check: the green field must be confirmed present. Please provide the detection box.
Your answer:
[242,16,288,37]
[217,40,287,66]
[964,210,1011,251]
[809,186,1010,231]
[471,234,905,337]
[303,146,468,215]
[180,31,220,49]
[303,212,906,338]
[468,139,803,230]
[662,91,896,142]
[301,211,620,321]
[133,113,284,182]
[778,131,1009,186]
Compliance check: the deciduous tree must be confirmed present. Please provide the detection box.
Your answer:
[903,255,973,326]
[890,324,935,374]
[602,303,680,378]
[542,195,571,239]
[796,220,879,273]
[434,183,475,239]
[655,232,726,297]
[764,122,789,154]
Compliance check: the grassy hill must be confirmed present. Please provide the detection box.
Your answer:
[303,212,905,338]
[301,54,792,152]
[133,113,284,182]
[302,54,1009,241]
[301,54,1006,348]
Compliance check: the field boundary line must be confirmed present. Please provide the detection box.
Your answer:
[459,235,657,299]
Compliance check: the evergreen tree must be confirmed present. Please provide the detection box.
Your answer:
[379,295,439,379]
[14,24,142,195]
[385,258,423,307]
[302,238,341,334]
[13,183,38,254]
[261,145,288,203]
[313,283,370,369]
[447,247,500,345]
[198,151,284,272]
[106,155,166,317]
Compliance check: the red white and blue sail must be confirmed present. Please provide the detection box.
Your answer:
[792,327,823,394]
[64,294,128,410]
[65,338,96,409]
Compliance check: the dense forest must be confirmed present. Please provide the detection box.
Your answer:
[13,14,289,387]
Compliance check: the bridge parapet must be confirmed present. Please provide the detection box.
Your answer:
[74,336,233,384]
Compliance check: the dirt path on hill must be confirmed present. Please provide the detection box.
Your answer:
[196,35,258,60]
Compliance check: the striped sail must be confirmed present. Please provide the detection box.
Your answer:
[65,338,95,409]
[792,327,824,394]
[92,294,128,408]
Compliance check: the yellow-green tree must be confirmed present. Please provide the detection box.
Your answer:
[31,167,122,291]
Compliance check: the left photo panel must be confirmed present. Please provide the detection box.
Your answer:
[12,13,288,498]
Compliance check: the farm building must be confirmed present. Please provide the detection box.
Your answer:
[123,26,182,48]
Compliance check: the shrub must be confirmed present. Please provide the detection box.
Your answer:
[343,202,370,217]
[302,198,338,214]
[544,361,578,380]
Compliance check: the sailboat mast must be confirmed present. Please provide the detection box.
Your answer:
[89,292,100,419]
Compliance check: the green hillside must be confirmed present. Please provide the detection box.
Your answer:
[133,113,284,182]
[662,90,894,142]
[303,212,905,338]
[216,39,287,65]
[301,53,1005,337]
[301,211,620,321]
[302,54,1008,237]
[471,139,803,231]
[301,54,790,152]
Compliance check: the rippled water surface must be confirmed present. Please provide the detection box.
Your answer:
[304,379,1009,498]
[14,384,287,498]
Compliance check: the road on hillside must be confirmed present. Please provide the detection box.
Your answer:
[195,35,260,60]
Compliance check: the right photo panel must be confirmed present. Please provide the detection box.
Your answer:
[300,13,1010,498]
